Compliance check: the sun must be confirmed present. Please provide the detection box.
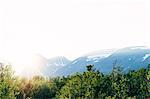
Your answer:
[5,52,47,76]
[9,53,34,75]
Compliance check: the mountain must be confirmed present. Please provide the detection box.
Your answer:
[20,55,71,77]
[43,56,71,76]
[19,46,150,77]
[54,46,150,76]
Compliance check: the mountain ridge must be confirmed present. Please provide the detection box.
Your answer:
[54,46,150,76]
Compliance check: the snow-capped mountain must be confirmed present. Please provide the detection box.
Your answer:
[43,56,71,76]
[19,46,150,77]
[54,46,150,76]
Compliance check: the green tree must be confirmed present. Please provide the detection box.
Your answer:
[31,76,54,99]
[57,65,101,99]
[0,63,18,99]
[110,65,128,98]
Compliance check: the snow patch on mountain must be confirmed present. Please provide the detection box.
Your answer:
[86,54,111,62]
[72,60,78,64]
[143,54,150,61]
[130,46,149,50]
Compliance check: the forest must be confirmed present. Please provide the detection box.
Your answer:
[0,63,150,99]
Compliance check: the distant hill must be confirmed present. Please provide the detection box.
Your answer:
[54,46,150,76]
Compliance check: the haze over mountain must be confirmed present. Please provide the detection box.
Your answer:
[10,46,150,77]
[1,0,150,78]
[20,54,48,77]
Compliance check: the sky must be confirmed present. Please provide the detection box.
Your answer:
[0,0,150,62]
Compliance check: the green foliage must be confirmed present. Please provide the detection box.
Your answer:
[56,66,102,99]
[31,76,59,98]
[110,66,128,98]
[0,62,150,99]
[0,63,19,99]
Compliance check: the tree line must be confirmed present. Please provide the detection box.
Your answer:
[0,63,150,99]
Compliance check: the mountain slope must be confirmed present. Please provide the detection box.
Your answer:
[20,55,71,77]
[55,46,150,76]
[43,56,71,76]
